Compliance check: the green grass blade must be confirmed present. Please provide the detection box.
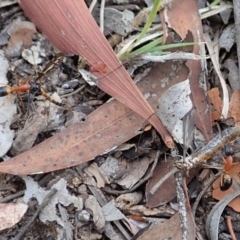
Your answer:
[130,36,163,55]
[135,0,162,44]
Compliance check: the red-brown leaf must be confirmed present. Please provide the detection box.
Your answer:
[18,0,173,147]
[160,0,212,141]
[0,61,184,175]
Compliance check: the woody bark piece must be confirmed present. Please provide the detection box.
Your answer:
[18,0,173,148]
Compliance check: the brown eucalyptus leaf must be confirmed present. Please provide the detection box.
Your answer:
[137,213,181,240]
[0,61,187,175]
[18,0,172,147]
[146,157,198,208]
[160,0,212,141]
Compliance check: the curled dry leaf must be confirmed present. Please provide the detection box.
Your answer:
[116,192,143,209]
[0,0,18,8]
[18,0,173,148]
[0,203,28,231]
[84,162,110,188]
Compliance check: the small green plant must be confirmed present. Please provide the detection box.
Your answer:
[118,0,226,61]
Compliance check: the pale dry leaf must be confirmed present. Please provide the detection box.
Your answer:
[102,199,125,221]
[79,69,97,86]
[58,204,73,240]
[99,156,125,181]
[100,8,134,36]
[219,1,233,24]
[22,177,83,226]
[22,47,42,65]
[22,36,50,65]
[116,156,153,189]
[219,24,235,52]
[0,51,16,157]
[85,195,105,231]
[36,102,66,131]
[0,203,28,230]
[0,0,17,8]
[156,79,193,144]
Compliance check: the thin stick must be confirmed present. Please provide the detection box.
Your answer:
[60,84,86,98]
